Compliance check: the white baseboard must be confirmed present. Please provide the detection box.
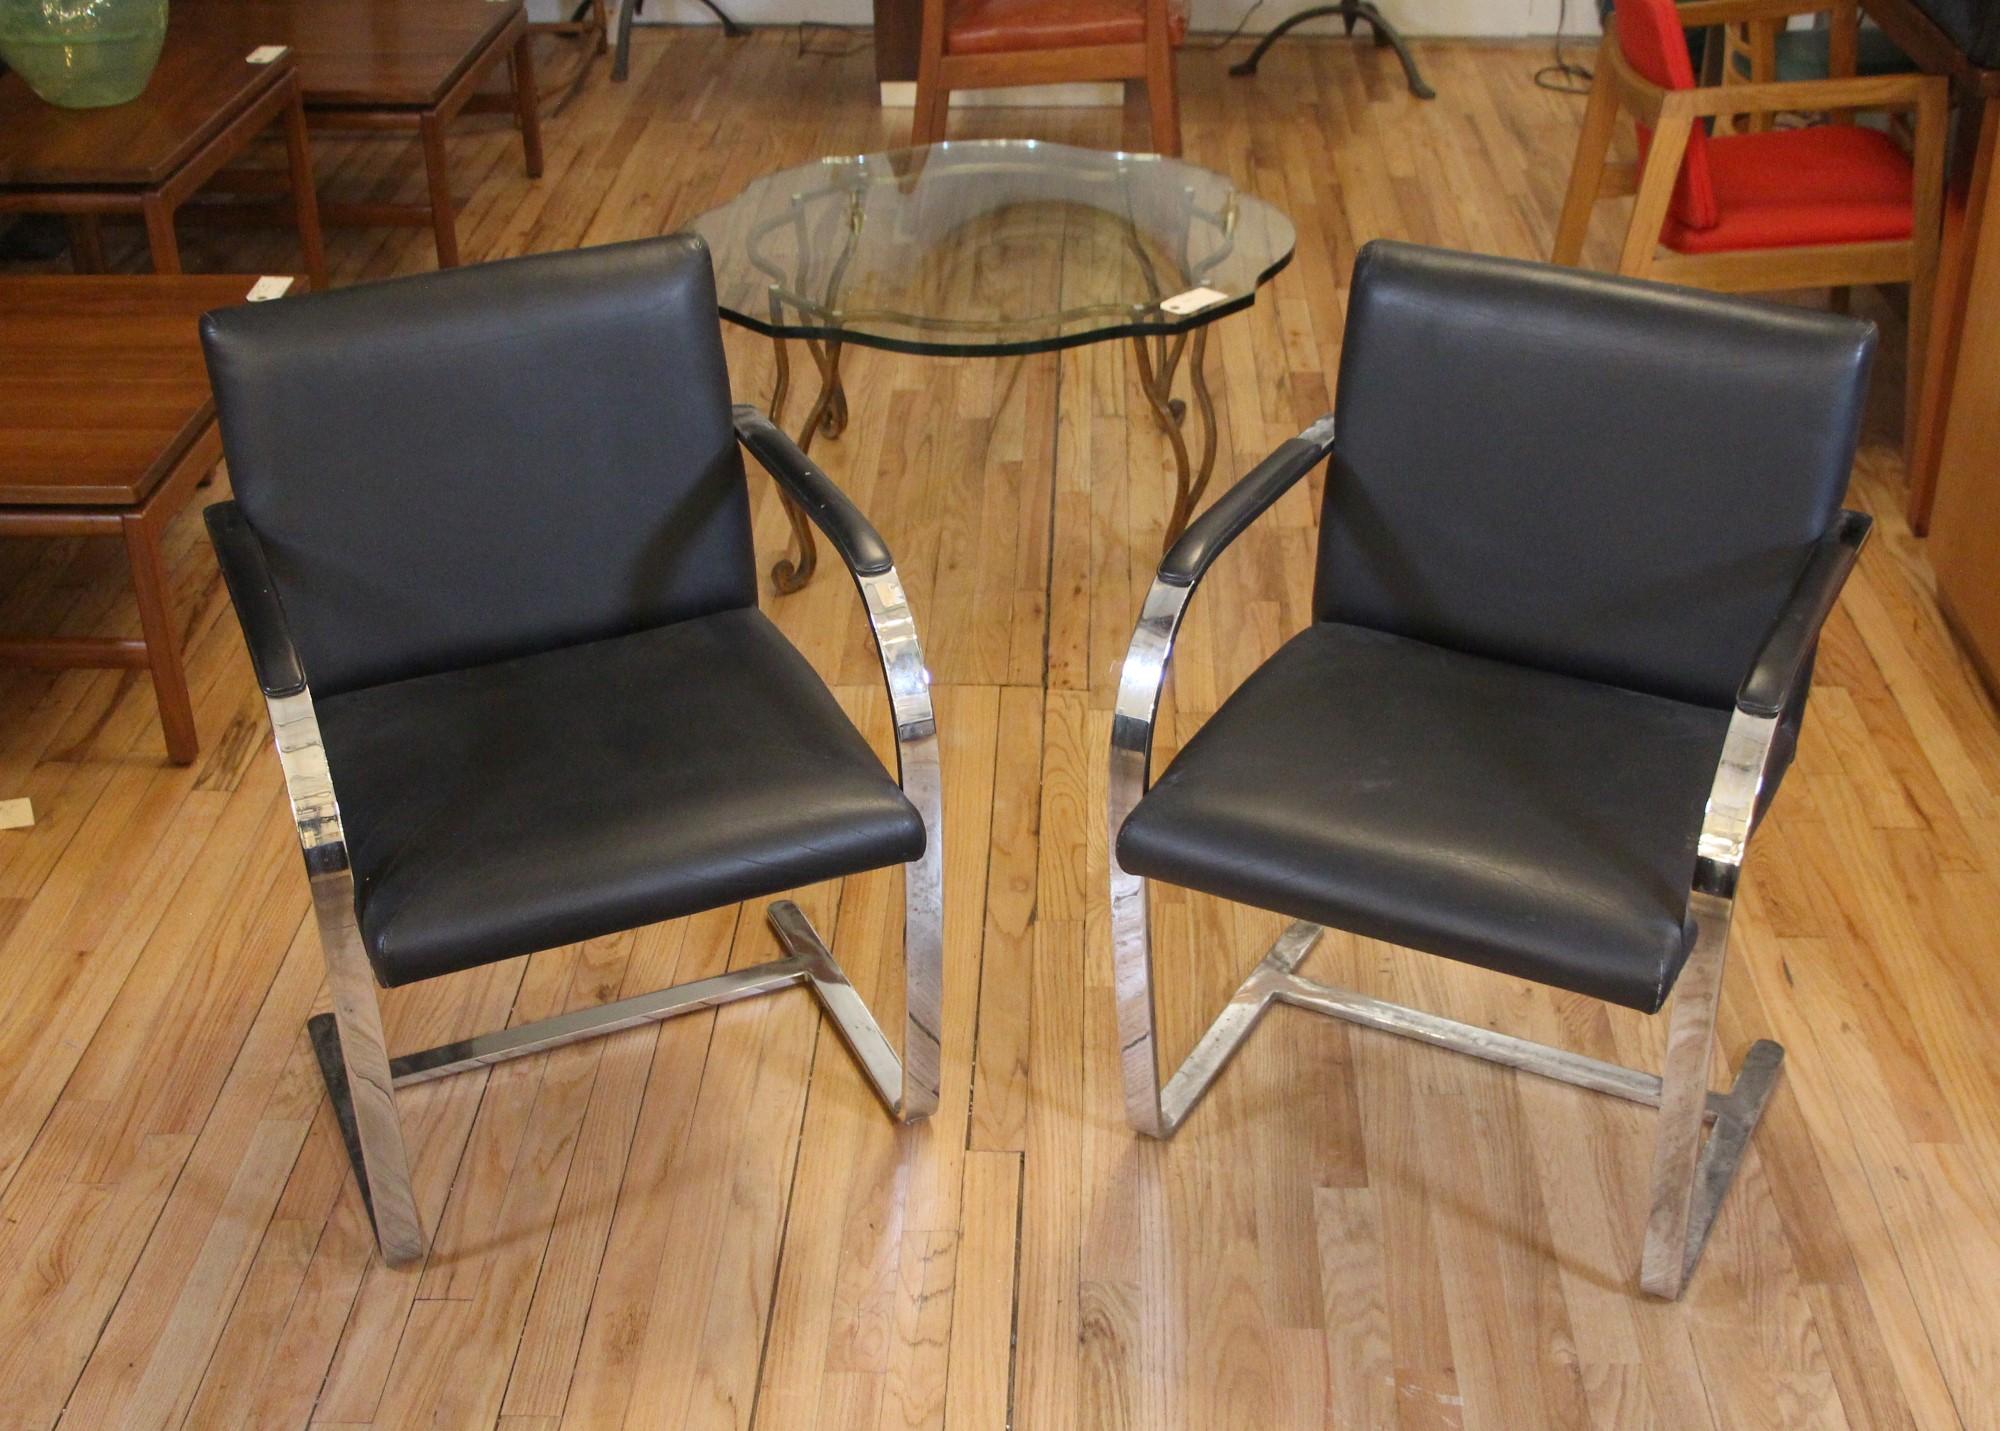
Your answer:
[622,0,1598,37]
[878,80,1126,108]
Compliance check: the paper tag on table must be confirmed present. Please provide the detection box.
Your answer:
[1160,287,1228,317]
[0,798,33,831]
[246,276,296,302]
[246,45,289,63]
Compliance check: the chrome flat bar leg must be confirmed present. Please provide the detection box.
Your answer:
[389,957,812,1086]
[766,900,908,1117]
[273,676,425,1268]
[1111,860,1168,1136]
[851,556,942,1122]
[1683,1036,1783,1280]
[893,732,944,1121]
[1108,579,1198,1139]
[1642,889,1767,1299]
[1268,971,1750,1122]
[1155,920,1324,1134]
[307,1008,420,1267]
[307,918,424,1264]
[1273,974,1666,1107]
[312,912,423,1265]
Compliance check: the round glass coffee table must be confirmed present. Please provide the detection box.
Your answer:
[686,139,1296,593]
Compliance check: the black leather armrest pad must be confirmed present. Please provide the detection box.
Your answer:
[1738,508,1870,718]
[1158,415,1337,587]
[733,405,893,577]
[205,500,307,698]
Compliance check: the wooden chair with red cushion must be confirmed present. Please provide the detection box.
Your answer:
[912,0,1188,154]
[1552,0,1946,460]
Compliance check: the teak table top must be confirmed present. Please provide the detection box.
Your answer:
[178,0,524,108]
[0,29,295,188]
[0,275,288,508]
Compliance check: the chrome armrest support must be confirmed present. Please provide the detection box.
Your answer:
[1108,418,1335,1135]
[735,402,942,1118]
[1110,580,1196,834]
[1110,415,1336,822]
[267,684,350,875]
[205,500,354,884]
[1699,509,1871,898]
[1694,704,1779,899]
[1108,576,1198,1137]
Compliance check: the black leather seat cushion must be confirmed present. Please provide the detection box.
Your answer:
[317,607,925,987]
[1116,623,1732,1012]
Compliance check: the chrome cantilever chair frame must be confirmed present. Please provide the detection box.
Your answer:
[270,406,942,1267]
[1107,418,1865,1299]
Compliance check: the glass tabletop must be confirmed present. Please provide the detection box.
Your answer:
[685,139,1297,358]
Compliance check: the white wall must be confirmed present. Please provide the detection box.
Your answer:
[621,0,1604,37]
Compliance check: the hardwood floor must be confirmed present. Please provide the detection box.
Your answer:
[3,27,1998,1430]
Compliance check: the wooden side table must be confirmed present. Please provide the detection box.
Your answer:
[0,274,297,764]
[182,0,544,268]
[1862,0,2000,531]
[0,32,325,290]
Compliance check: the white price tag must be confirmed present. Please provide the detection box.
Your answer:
[246,44,289,63]
[1160,286,1228,317]
[0,798,34,831]
[246,275,296,302]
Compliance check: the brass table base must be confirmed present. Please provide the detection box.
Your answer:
[763,324,1217,593]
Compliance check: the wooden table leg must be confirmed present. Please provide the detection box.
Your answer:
[513,31,546,178]
[417,111,461,268]
[280,77,329,291]
[65,216,106,273]
[120,509,197,764]
[140,192,183,274]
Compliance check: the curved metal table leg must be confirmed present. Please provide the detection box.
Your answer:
[1228,2,1437,99]
[767,336,844,594]
[1133,326,1219,548]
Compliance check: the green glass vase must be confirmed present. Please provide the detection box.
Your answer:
[0,0,168,108]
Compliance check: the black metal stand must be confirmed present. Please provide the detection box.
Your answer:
[1228,1,1436,99]
[612,0,749,82]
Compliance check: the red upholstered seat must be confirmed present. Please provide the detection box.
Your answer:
[1616,0,1720,229]
[1616,0,1916,255]
[947,0,1187,55]
[1662,124,1915,252]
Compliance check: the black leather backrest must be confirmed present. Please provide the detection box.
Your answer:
[1317,242,1875,709]
[201,236,755,698]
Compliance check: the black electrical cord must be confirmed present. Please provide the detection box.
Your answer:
[1196,0,1266,51]
[1535,0,1597,93]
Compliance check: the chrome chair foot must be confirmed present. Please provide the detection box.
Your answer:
[308,1011,425,1266]
[307,890,940,1263]
[766,899,938,1122]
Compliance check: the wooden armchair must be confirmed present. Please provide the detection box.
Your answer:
[911,0,1188,154]
[1716,0,1912,132]
[1552,0,1946,459]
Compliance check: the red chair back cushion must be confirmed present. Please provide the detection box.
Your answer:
[1616,0,1719,231]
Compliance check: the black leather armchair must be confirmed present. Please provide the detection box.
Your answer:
[1108,241,1875,1299]
[201,237,942,1266]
